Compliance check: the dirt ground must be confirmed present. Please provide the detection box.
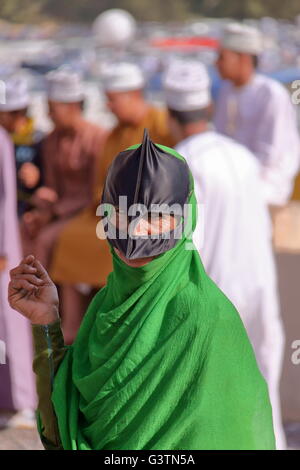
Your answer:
[0,427,43,450]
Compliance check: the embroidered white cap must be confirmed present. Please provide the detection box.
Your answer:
[222,23,263,55]
[0,72,30,111]
[163,59,211,111]
[101,62,145,92]
[46,67,84,103]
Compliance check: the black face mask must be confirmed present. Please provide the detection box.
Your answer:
[100,129,190,260]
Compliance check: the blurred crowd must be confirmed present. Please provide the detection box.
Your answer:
[1,11,300,450]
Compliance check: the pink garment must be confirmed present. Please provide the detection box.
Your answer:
[0,126,36,410]
[42,120,107,218]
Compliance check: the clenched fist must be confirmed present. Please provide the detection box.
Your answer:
[8,254,59,325]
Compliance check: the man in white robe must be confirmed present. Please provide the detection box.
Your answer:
[163,59,286,449]
[214,23,300,208]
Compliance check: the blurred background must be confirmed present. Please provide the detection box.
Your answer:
[0,0,300,129]
[0,0,300,450]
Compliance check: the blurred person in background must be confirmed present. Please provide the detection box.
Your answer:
[215,23,300,209]
[21,67,107,270]
[49,62,174,344]
[0,125,36,429]
[163,59,286,449]
[0,71,44,218]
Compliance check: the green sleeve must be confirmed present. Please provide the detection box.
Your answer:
[31,318,68,450]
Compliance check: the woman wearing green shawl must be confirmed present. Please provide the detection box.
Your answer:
[8,131,275,450]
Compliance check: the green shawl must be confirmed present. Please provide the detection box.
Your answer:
[51,144,275,450]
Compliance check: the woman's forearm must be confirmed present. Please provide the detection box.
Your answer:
[32,317,67,450]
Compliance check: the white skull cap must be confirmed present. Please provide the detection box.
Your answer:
[222,23,263,55]
[101,62,145,92]
[0,72,30,111]
[46,66,84,103]
[163,59,211,111]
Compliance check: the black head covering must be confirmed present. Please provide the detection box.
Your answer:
[101,129,190,259]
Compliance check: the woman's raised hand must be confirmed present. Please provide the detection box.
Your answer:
[8,255,59,325]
